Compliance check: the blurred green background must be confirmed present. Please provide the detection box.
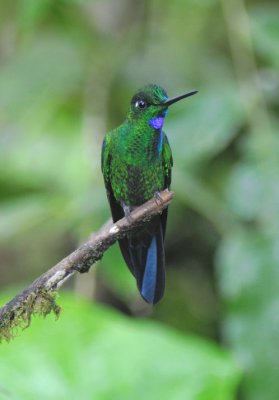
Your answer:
[0,0,278,399]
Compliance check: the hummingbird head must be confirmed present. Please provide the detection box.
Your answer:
[128,84,198,130]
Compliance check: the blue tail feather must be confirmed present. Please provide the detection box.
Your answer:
[141,236,157,304]
[119,216,166,304]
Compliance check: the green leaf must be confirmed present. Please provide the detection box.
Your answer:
[0,292,241,400]
[251,6,279,68]
[167,87,244,166]
[216,230,279,400]
[0,37,84,120]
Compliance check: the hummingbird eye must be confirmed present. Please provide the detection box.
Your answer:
[135,100,148,109]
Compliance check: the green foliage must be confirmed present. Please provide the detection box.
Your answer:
[216,229,279,400]
[0,1,279,399]
[0,293,240,400]
[169,87,244,167]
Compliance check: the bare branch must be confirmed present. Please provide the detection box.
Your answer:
[0,190,174,342]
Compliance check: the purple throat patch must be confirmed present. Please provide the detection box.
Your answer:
[148,117,165,130]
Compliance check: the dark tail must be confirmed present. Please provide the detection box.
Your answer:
[118,217,165,304]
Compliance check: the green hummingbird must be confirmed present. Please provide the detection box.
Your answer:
[101,84,197,304]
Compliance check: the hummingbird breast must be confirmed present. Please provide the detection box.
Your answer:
[111,159,165,206]
[110,127,165,206]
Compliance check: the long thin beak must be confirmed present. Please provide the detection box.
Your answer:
[156,90,198,107]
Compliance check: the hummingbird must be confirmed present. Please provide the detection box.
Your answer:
[101,84,197,304]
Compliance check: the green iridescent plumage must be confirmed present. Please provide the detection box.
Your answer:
[101,84,197,304]
[102,85,172,206]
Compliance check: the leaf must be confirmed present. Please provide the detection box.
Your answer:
[216,230,279,400]
[251,6,279,68]
[0,37,85,119]
[0,292,241,400]
[167,86,244,166]
[225,162,263,221]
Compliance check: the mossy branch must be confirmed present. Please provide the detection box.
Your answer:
[0,190,174,342]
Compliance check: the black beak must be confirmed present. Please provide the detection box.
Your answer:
[156,90,198,107]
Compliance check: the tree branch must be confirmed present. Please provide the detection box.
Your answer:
[0,190,174,342]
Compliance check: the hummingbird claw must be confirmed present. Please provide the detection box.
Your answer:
[121,201,133,223]
[154,191,164,206]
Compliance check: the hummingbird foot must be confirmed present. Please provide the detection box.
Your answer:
[121,201,133,223]
[154,190,164,206]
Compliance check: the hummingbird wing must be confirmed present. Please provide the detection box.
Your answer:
[160,132,173,239]
[162,132,173,188]
[101,135,134,271]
